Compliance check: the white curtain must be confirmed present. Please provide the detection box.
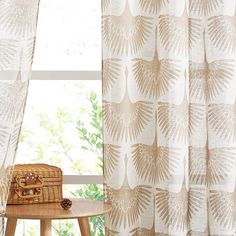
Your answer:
[102,0,236,235]
[0,0,40,234]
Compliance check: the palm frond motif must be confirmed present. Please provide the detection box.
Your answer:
[155,234,181,236]
[156,188,188,231]
[209,189,236,230]
[190,59,234,102]
[208,102,236,142]
[187,230,209,236]
[0,0,39,37]
[132,50,181,99]
[131,135,181,184]
[155,234,171,236]
[105,228,119,236]
[0,39,18,70]
[208,15,236,55]
[9,122,22,151]
[190,147,236,186]
[102,1,153,56]
[157,94,189,144]
[102,59,121,95]
[104,144,121,179]
[0,160,13,207]
[103,99,153,142]
[156,187,205,231]
[189,61,207,102]
[0,74,29,124]
[0,125,9,148]
[188,188,206,220]
[105,180,152,228]
[189,0,223,16]
[130,224,154,235]
[189,18,203,50]
[155,233,184,236]
[139,0,169,14]
[189,103,206,136]
[207,60,234,100]
[189,147,207,185]
[21,37,37,69]
[103,70,154,142]
[0,218,4,236]
[105,184,152,228]
[159,6,188,56]
[102,0,111,11]
[207,148,236,186]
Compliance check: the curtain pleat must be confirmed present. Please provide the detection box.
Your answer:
[0,0,40,234]
[102,0,236,235]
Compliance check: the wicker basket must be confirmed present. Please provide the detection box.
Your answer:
[7,164,63,205]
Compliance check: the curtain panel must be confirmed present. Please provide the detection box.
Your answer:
[102,0,236,235]
[0,0,40,234]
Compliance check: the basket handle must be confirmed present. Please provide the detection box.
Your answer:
[15,175,44,189]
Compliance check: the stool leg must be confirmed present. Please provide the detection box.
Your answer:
[5,218,17,236]
[40,219,51,236]
[78,217,91,236]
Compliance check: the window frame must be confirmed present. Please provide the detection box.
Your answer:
[31,71,103,185]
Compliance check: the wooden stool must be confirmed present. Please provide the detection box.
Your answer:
[5,198,112,236]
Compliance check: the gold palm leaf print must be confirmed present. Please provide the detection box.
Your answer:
[102,59,121,95]
[130,225,154,235]
[208,15,236,55]
[155,234,180,236]
[105,228,119,236]
[156,187,204,231]
[132,50,181,99]
[102,0,111,11]
[0,39,17,70]
[209,189,236,230]
[207,148,235,186]
[189,103,205,136]
[155,234,170,236]
[207,60,234,100]
[189,18,203,50]
[159,6,188,55]
[189,61,207,102]
[105,184,152,228]
[0,74,29,123]
[189,0,223,16]
[187,230,208,236]
[0,0,39,37]
[190,147,236,186]
[0,162,13,206]
[103,76,154,141]
[190,59,234,101]
[102,1,153,55]
[189,147,207,185]
[0,125,8,148]
[105,155,152,228]
[131,135,181,184]
[155,233,182,236]
[21,38,37,68]
[139,0,169,13]
[105,183,152,228]
[208,102,236,142]
[104,144,120,179]
[158,94,188,144]
[188,188,206,220]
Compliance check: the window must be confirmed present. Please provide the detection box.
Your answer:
[17,80,102,176]
[15,1,103,235]
[32,0,101,71]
